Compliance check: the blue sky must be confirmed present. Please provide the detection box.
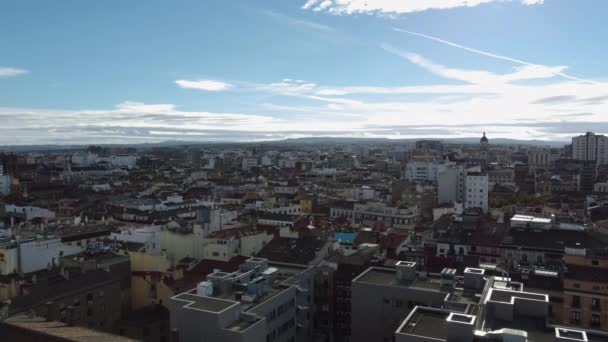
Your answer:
[1,0,607,144]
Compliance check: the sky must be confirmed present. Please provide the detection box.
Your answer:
[1,0,608,145]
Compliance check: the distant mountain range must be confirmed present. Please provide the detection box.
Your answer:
[0,136,568,152]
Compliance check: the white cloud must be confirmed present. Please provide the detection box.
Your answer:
[0,67,28,78]
[256,79,318,95]
[175,79,232,91]
[382,45,568,86]
[393,29,594,83]
[264,10,333,31]
[302,0,543,15]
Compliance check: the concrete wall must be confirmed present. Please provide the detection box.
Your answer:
[19,238,83,274]
[160,230,195,265]
[351,270,448,342]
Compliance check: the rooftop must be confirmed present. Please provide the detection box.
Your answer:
[3,315,137,342]
[172,292,239,313]
[353,267,442,291]
[397,308,449,340]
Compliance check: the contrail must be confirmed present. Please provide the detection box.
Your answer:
[393,28,597,84]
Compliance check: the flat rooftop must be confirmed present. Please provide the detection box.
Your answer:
[173,292,238,313]
[354,267,443,291]
[4,315,138,342]
[488,289,547,303]
[488,318,555,342]
[225,316,262,332]
[398,309,449,340]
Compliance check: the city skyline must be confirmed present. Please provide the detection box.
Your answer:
[2,0,608,145]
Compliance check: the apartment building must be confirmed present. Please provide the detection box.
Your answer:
[353,202,418,229]
[170,257,314,342]
[572,132,608,165]
[562,248,608,331]
[465,172,488,213]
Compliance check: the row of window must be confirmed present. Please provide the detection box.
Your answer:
[267,298,296,322]
[571,310,601,326]
[571,296,601,310]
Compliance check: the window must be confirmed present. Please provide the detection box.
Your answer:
[571,311,581,323]
[592,298,601,311]
[573,283,581,289]
[591,314,600,327]
[592,259,599,266]
[572,296,581,308]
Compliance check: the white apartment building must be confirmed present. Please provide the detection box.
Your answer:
[403,160,444,182]
[0,237,83,275]
[110,154,138,169]
[242,158,258,171]
[572,132,608,164]
[4,205,56,221]
[0,175,10,196]
[465,172,488,212]
[438,165,480,205]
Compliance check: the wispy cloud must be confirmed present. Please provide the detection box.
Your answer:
[264,10,333,31]
[175,79,232,91]
[382,45,568,86]
[0,67,28,78]
[393,29,594,83]
[302,0,543,15]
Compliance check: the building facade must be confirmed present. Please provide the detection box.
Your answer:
[572,132,608,164]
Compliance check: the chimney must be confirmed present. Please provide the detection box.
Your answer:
[45,302,53,321]
[446,313,476,342]
[463,268,485,291]
[171,329,180,342]
[395,261,417,282]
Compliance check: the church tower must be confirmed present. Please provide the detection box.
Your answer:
[480,132,489,167]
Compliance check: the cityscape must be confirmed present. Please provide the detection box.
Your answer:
[1,133,608,342]
[2,1,608,342]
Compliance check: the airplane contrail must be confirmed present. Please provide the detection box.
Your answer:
[393,28,597,84]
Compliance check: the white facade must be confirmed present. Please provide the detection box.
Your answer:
[437,166,459,204]
[111,225,161,253]
[437,164,475,204]
[572,132,608,164]
[110,155,138,169]
[0,238,83,275]
[260,155,273,166]
[242,158,258,171]
[266,205,302,215]
[4,205,56,221]
[465,173,489,212]
[71,152,98,166]
[0,175,10,196]
[403,161,444,182]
